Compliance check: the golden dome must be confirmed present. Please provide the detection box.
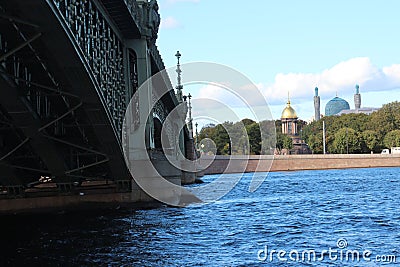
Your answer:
[281,101,298,119]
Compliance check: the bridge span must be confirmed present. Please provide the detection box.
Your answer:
[0,0,196,213]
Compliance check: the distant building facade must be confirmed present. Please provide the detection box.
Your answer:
[338,107,380,115]
[319,84,380,117]
[281,99,298,135]
[280,97,311,154]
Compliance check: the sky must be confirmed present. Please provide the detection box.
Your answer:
[155,0,400,124]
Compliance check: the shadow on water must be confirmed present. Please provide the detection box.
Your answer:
[0,207,181,266]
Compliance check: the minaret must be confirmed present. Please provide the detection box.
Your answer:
[175,51,183,103]
[313,87,320,121]
[354,84,361,109]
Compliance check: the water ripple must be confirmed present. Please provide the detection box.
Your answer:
[1,167,399,266]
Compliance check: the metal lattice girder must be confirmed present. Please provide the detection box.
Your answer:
[0,71,70,182]
[0,68,111,181]
[0,6,115,186]
[0,0,177,191]
[0,32,41,62]
[48,0,128,135]
[0,13,40,28]
[43,134,109,175]
[0,137,29,162]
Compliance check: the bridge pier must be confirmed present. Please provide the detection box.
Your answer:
[126,38,155,152]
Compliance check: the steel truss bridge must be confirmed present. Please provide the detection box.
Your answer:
[0,0,190,207]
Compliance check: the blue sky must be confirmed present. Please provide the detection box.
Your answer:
[156,0,400,123]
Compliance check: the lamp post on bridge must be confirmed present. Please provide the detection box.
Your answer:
[187,93,193,139]
[175,51,183,103]
[195,122,199,150]
[175,51,186,156]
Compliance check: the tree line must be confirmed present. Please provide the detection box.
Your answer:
[302,101,400,153]
[196,101,400,155]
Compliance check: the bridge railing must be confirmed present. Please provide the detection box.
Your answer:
[51,0,127,138]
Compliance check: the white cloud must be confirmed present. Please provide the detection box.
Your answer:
[195,57,400,107]
[196,83,267,108]
[160,16,180,29]
[382,64,400,86]
[260,57,400,104]
[189,57,400,120]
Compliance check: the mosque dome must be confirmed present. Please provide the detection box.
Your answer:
[281,101,298,119]
[325,96,350,116]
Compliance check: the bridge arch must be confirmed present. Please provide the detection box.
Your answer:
[0,0,195,209]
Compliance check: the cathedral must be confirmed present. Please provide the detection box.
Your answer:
[281,98,298,135]
[280,97,311,154]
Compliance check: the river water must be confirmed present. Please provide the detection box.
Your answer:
[1,167,399,266]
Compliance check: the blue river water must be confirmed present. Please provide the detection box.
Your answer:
[1,167,399,266]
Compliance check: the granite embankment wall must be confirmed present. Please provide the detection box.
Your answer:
[201,154,400,174]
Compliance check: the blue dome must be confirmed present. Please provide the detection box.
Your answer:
[325,97,350,116]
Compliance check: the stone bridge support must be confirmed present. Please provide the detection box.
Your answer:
[126,38,184,203]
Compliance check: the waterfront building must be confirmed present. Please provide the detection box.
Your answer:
[280,96,311,154]
[281,98,298,135]
[323,85,380,116]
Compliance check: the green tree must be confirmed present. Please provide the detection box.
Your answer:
[276,132,293,150]
[198,125,216,140]
[259,120,276,154]
[336,113,370,132]
[302,114,374,154]
[361,130,378,152]
[213,124,230,155]
[302,119,323,153]
[276,132,284,150]
[307,132,323,153]
[198,102,400,155]
[333,127,360,153]
[369,101,400,138]
[230,120,248,154]
[283,135,294,150]
[383,130,400,148]
[198,124,217,154]
[241,118,256,127]
[221,143,231,155]
[246,123,261,155]
[297,119,308,135]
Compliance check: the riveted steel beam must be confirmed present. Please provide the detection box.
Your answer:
[0,137,29,161]
[0,32,41,62]
[0,14,40,28]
